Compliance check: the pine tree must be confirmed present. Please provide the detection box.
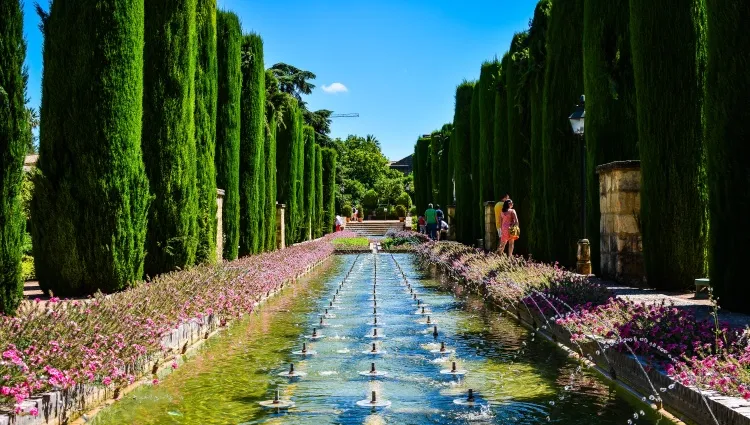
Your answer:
[705,0,750,312]
[583,0,639,273]
[31,0,151,295]
[527,0,552,261]
[264,110,277,251]
[321,147,337,234]
[239,33,265,255]
[215,11,241,260]
[277,96,303,244]
[302,126,316,240]
[314,144,324,238]
[479,61,499,206]
[0,0,28,312]
[506,32,531,255]
[630,0,708,289]
[541,0,585,267]
[142,0,198,275]
[194,0,218,263]
[453,82,475,245]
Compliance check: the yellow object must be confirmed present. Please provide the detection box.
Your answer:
[494,202,503,229]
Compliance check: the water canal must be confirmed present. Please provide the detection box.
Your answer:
[92,253,672,424]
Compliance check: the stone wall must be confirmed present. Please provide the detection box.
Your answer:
[596,161,645,286]
[216,189,225,262]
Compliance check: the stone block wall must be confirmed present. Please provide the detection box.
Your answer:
[596,161,645,286]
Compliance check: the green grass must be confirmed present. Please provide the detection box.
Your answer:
[331,237,370,248]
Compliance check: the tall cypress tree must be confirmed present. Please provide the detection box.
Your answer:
[479,61,499,206]
[257,117,267,250]
[264,109,277,251]
[583,0,639,273]
[194,0,218,263]
[294,116,305,243]
[493,59,509,198]
[541,0,585,267]
[527,0,552,261]
[705,0,750,312]
[277,96,302,244]
[239,33,265,255]
[413,144,421,212]
[314,144,324,238]
[470,83,482,241]
[630,1,707,289]
[302,126,316,240]
[0,0,27,312]
[215,11,241,260]
[430,130,441,202]
[439,124,454,210]
[142,0,198,275]
[415,137,432,213]
[321,147,337,234]
[453,82,475,245]
[32,0,151,295]
[506,32,531,255]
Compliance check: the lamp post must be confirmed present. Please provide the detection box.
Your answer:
[569,95,591,275]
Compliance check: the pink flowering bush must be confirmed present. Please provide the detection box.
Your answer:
[0,234,343,412]
[414,240,750,400]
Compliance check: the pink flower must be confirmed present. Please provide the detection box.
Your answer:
[30,407,39,416]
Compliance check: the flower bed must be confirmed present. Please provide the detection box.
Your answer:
[0,234,342,414]
[381,229,430,251]
[413,237,750,402]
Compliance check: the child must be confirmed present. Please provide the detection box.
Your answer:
[418,215,427,234]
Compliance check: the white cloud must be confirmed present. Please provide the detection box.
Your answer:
[321,82,348,94]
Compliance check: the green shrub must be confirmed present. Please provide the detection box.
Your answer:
[453,82,475,245]
[583,0,639,273]
[540,0,585,267]
[0,0,27,312]
[239,33,265,255]
[141,0,198,276]
[342,203,353,218]
[528,0,552,262]
[705,0,750,313]
[506,32,531,255]
[363,189,379,209]
[395,192,411,208]
[215,11,241,260]
[194,0,218,264]
[32,0,151,296]
[395,205,407,218]
[630,0,708,289]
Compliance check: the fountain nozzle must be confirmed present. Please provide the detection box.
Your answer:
[451,361,457,373]
[274,389,280,404]
[373,308,377,315]
[319,317,324,325]
[371,391,377,404]
[426,316,432,324]
[421,307,426,314]
[312,328,317,337]
[374,317,378,325]
[467,389,475,402]
[288,363,295,375]
[302,343,307,354]
[371,343,377,352]
[373,328,378,336]
[433,325,438,338]
[371,363,376,373]
[440,341,446,352]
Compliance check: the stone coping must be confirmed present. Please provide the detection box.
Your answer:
[596,160,641,174]
[426,261,750,425]
[0,253,334,425]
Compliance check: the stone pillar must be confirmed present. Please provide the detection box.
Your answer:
[484,201,498,252]
[216,189,225,262]
[596,161,644,285]
[276,203,286,250]
[447,205,456,241]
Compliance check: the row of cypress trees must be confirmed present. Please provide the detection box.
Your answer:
[412,0,750,312]
[0,1,333,307]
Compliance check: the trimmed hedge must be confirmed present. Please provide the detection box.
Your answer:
[527,0,552,261]
[0,0,27,312]
[302,125,316,240]
[630,0,708,289]
[215,11,241,260]
[239,33,265,256]
[479,61,499,207]
[540,0,585,267]
[583,0,639,273]
[506,32,531,255]
[264,108,278,251]
[277,96,303,244]
[470,83,482,241]
[705,0,750,312]
[321,147,337,234]
[141,0,198,276]
[453,82,475,245]
[314,144,324,238]
[492,57,509,199]
[194,0,218,264]
[32,0,151,295]
[439,123,453,209]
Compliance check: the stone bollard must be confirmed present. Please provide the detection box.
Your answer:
[216,189,225,262]
[577,239,592,275]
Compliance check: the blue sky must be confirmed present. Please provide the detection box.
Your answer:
[22,0,538,161]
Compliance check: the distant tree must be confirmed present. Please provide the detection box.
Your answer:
[269,62,316,104]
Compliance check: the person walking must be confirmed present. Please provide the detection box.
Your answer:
[435,205,444,223]
[418,215,426,234]
[497,199,519,256]
[425,203,438,240]
[335,215,343,232]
